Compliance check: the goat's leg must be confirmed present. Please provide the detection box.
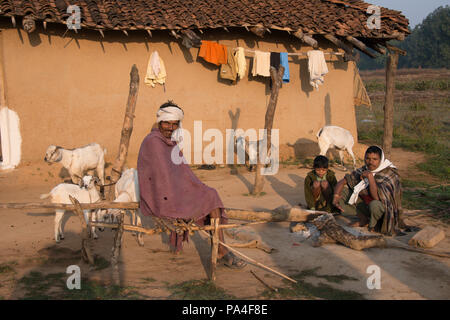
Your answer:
[347,148,357,169]
[84,210,98,239]
[97,162,105,186]
[338,150,345,167]
[55,210,65,242]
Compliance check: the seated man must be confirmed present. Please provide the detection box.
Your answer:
[137,100,246,269]
[303,155,337,212]
[332,146,403,235]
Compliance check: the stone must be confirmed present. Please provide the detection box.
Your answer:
[408,226,445,248]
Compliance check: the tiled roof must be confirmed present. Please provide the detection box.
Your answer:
[0,0,409,38]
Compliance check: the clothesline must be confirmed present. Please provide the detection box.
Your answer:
[233,47,345,57]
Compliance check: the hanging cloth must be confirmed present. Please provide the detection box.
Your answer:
[252,51,271,77]
[145,51,167,87]
[198,40,227,66]
[220,46,238,81]
[307,50,328,90]
[234,47,247,79]
[280,52,290,83]
[270,52,280,70]
[353,62,372,108]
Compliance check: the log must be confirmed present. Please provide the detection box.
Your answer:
[382,52,399,158]
[311,214,386,250]
[345,36,377,58]
[69,196,95,264]
[385,44,407,56]
[226,206,324,222]
[293,29,318,49]
[108,65,140,200]
[252,66,284,195]
[210,218,219,281]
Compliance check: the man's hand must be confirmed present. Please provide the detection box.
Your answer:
[361,171,373,179]
[312,181,321,189]
[332,194,344,213]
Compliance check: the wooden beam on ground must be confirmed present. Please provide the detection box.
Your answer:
[382,52,399,158]
[293,29,318,49]
[108,65,140,200]
[226,206,324,222]
[252,66,284,195]
[345,36,377,58]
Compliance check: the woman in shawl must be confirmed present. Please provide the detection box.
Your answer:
[332,146,403,235]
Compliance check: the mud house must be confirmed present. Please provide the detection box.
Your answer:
[0,0,409,168]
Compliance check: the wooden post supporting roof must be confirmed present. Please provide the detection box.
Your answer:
[382,52,399,158]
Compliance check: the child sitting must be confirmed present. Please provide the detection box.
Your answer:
[304,155,337,212]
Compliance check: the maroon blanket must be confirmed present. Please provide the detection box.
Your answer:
[137,128,226,250]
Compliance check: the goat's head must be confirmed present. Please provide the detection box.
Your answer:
[80,175,97,190]
[44,145,63,163]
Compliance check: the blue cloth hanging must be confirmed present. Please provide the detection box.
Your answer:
[280,52,290,83]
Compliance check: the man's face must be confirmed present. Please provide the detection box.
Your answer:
[158,120,180,139]
[365,152,381,171]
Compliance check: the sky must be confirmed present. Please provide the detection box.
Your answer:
[367,0,449,28]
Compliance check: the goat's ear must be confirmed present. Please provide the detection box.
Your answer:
[93,177,101,185]
[78,179,84,188]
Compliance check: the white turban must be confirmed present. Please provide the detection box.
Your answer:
[156,106,184,145]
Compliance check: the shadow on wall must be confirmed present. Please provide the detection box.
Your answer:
[288,138,321,159]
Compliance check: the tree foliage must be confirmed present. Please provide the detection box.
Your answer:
[358,6,449,70]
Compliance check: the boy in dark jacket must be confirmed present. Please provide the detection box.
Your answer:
[304,155,337,212]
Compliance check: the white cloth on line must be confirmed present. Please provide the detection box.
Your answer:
[235,47,247,79]
[307,50,329,90]
[252,51,271,77]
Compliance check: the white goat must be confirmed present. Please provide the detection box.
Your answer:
[40,175,105,243]
[44,143,106,185]
[316,125,356,168]
[235,136,272,171]
[107,168,144,246]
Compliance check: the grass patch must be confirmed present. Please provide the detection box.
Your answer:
[167,279,236,300]
[365,79,450,93]
[93,256,111,271]
[0,261,17,274]
[18,271,146,300]
[402,180,449,222]
[262,267,364,300]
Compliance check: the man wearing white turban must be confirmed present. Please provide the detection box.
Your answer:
[137,101,247,269]
[332,146,404,235]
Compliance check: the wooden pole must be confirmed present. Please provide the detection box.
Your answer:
[252,66,284,195]
[0,201,140,210]
[69,196,95,265]
[382,52,399,158]
[210,218,220,281]
[345,36,377,58]
[111,211,124,284]
[108,65,140,200]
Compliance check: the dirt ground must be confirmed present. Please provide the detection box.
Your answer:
[0,145,449,300]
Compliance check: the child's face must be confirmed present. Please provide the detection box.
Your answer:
[314,168,327,178]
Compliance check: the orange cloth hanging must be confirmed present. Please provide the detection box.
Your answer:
[198,41,227,66]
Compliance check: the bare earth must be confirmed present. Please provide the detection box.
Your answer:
[0,146,449,300]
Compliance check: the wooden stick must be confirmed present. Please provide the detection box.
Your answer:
[69,196,94,265]
[210,218,220,281]
[250,270,278,292]
[111,212,124,284]
[345,36,377,58]
[108,65,140,200]
[198,229,297,284]
[0,201,139,210]
[90,220,267,234]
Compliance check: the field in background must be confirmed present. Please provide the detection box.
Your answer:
[357,68,449,219]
